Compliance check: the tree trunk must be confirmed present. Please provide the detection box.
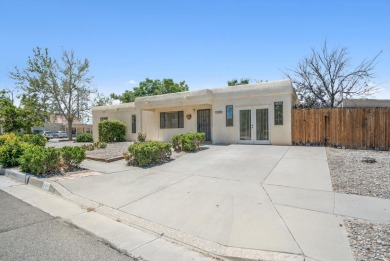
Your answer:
[67,119,73,141]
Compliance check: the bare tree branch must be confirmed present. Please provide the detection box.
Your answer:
[284,41,382,107]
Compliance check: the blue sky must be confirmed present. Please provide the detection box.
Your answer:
[1,0,389,98]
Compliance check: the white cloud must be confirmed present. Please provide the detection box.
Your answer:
[127,80,137,85]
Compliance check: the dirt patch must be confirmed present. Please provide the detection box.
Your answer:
[326,147,390,199]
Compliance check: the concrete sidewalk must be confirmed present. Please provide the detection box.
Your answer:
[0,176,220,261]
[2,145,389,261]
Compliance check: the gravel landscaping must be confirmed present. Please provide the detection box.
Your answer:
[344,218,390,261]
[326,147,390,199]
[47,140,133,160]
[327,147,390,261]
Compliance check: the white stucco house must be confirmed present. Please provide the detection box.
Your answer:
[92,79,299,145]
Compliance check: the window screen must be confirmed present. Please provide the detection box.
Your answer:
[226,105,233,126]
[274,102,283,125]
[131,115,136,133]
[160,111,184,129]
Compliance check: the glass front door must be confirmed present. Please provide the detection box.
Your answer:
[239,107,270,144]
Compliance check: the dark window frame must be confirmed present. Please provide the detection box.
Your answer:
[160,111,184,129]
[131,114,136,133]
[274,101,283,125]
[226,105,233,127]
[100,117,108,122]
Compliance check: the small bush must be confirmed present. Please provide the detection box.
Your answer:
[98,119,126,142]
[22,134,47,146]
[76,133,93,142]
[125,141,172,167]
[171,132,206,152]
[94,142,107,149]
[61,146,85,171]
[81,144,95,151]
[0,140,28,167]
[137,132,147,142]
[19,146,61,175]
[0,133,20,146]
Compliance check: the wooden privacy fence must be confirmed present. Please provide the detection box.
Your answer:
[292,108,390,150]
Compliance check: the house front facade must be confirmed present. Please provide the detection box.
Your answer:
[92,79,299,145]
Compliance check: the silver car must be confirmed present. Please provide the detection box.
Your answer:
[41,131,54,139]
[53,131,68,139]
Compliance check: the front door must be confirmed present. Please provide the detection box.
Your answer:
[239,107,270,144]
[197,109,211,141]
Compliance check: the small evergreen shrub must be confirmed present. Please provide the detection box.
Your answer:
[19,146,61,175]
[81,144,95,151]
[22,134,47,146]
[61,146,86,171]
[125,141,172,167]
[171,132,206,152]
[137,132,147,142]
[80,142,107,151]
[76,133,93,142]
[94,142,107,149]
[0,133,20,146]
[98,119,126,142]
[0,140,27,167]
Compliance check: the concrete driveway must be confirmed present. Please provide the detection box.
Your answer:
[56,145,358,261]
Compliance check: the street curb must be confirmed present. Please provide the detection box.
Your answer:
[0,166,57,193]
[85,156,124,163]
[50,183,303,261]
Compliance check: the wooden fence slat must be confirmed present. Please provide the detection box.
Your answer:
[291,107,389,151]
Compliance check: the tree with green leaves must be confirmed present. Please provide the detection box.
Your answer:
[0,90,45,133]
[92,92,113,107]
[227,78,250,86]
[111,78,189,103]
[284,41,381,108]
[10,47,95,140]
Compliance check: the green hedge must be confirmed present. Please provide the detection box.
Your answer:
[172,132,206,152]
[124,141,172,167]
[19,146,61,175]
[22,134,47,146]
[61,146,86,171]
[76,133,93,142]
[98,119,126,142]
[0,140,27,167]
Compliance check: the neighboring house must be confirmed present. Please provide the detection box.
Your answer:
[32,115,92,136]
[341,99,390,108]
[93,79,299,145]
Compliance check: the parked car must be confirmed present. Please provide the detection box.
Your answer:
[41,131,54,139]
[53,131,68,139]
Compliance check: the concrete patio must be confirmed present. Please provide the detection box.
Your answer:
[49,145,389,261]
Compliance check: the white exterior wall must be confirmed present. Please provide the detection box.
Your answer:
[92,104,137,142]
[141,104,212,142]
[91,80,298,145]
[212,93,293,145]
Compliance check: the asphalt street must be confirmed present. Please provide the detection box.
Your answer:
[0,190,135,261]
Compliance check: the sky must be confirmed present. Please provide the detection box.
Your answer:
[1,0,389,99]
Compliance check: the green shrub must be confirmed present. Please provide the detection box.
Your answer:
[171,132,206,152]
[0,133,20,146]
[0,140,27,167]
[61,146,85,171]
[22,134,47,146]
[94,142,107,149]
[19,146,61,175]
[125,141,172,167]
[98,119,126,142]
[137,132,147,142]
[81,144,95,151]
[76,133,93,142]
